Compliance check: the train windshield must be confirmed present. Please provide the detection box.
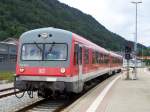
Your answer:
[44,44,67,60]
[22,44,43,60]
[21,43,67,61]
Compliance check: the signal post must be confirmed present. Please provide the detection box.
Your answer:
[125,45,132,80]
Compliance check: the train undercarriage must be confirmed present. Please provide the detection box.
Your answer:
[14,79,83,98]
[14,69,121,98]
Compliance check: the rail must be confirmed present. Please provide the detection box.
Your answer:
[0,87,21,99]
[15,72,118,112]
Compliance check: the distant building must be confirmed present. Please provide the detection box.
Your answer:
[0,38,17,70]
[123,58,144,68]
[138,56,150,60]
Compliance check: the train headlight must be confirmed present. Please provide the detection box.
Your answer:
[60,68,66,73]
[39,33,48,39]
[19,67,25,73]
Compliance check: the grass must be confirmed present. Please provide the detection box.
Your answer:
[0,71,15,82]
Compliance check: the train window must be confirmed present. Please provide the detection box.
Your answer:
[74,44,82,65]
[104,54,109,64]
[95,52,99,64]
[98,53,101,64]
[44,44,67,60]
[112,57,114,63]
[21,43,67,61]
[22,44,43,60]
[74,44,79,65]
[92,51,99,64]
[84,48,89,64]
[112,57,116,63]
[92,51,95,64]
[79,46,82,65]
[100,53,103,64]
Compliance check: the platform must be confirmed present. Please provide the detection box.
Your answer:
[62,68,150,112]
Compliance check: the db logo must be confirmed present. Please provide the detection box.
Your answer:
[38,68,46,74]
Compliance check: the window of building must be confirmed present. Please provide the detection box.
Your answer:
[10,55,17,63]
[0,55,4,63]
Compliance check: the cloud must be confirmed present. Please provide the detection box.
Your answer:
[59,0,150,46]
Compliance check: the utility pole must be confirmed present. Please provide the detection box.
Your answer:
[131,1,142,80]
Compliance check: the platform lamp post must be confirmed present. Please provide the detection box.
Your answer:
[131,1,142,80]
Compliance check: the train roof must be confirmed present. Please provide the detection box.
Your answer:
[20,27,109,53]
[20,27,72,38]
[20,27,121,57]
[109,51,122,58]
[73,33,109,54]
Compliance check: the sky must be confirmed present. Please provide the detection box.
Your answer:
[58,0,150,47]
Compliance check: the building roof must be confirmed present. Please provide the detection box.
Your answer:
[139,56,150,60]
[0,38,18,45]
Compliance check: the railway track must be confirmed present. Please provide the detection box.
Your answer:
[0,87,14,92]
[0,87,21,98]
[0,89,21,99]
[0,73,120,112]
[0,85,79,112]
[16,98,70,112]
[15,73,113,112]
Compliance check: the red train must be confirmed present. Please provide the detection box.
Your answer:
[15,27,122,98]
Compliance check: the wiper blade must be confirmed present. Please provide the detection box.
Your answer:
[34,41,43,52]
[48,42,55,53]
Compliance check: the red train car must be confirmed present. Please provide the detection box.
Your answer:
[15,27,122,98]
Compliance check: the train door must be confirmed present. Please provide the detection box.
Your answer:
[78,44,83,92]
[74,43,83,93]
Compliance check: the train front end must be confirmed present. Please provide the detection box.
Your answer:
[15,28,73,97]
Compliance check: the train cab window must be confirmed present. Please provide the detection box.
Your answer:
[22,44,43,60]
[21,43,67,61]
[44,44,67,60]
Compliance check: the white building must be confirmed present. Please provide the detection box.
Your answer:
[123,58,144,68]
[0,38,17,63]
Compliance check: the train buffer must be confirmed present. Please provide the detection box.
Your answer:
[62,68,150,112]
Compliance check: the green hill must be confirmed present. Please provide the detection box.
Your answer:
[0,0,147,52]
